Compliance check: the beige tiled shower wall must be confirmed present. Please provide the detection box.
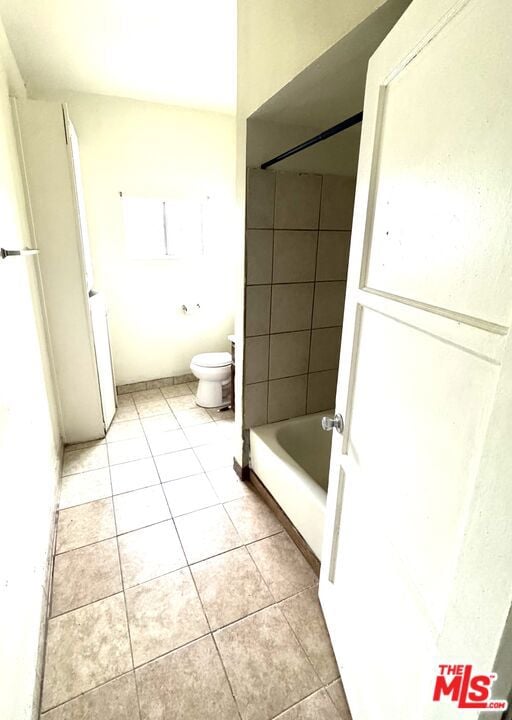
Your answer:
[243,168,356,428]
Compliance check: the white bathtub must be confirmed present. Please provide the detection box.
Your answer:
[249,412,333,559]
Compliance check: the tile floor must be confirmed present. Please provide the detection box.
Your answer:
[41,382,351,720]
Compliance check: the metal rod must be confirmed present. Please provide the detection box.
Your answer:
[1,247,40,260]
[260,111,363,170]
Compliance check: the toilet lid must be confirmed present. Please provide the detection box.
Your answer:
[192,352,231,368]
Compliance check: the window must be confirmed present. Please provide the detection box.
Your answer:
[122,194,205,259]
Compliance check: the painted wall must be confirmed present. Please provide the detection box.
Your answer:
[0,29,61,720]
[39,92,237,386]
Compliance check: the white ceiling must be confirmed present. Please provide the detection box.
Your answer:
[0,0,236,113]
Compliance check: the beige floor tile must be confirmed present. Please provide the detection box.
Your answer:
[208,407,234,421]
[113,485,171,534]
[117,394,136,407]
[56,498,116,554]
[275,689,341,719]
[174,407,213,428]
[326,680,351,719]
[191,546,273,630]
[51,538,122,616]
[141,412,179,433]
[125,568,209,666]
[183,422,224,447]
[163,474,219,516]
[224,493,283,544]
[280,587,339,684]
[110,458,160,494]
[207,467,251,502]
[215,605,321,720]
[106,419,144,443]
[154,448,203,482]
[64,438,105,452]
[174,505,242,564]
[59,467,111,509]
[62,444,109,476]
[136,635,239,720]
[187,381,199,393]
[161,382,192,399]
[215,418,236,440]
[132,389,164,404]
[41,672,139,720]
[113,404,139,422]
[41,594,132,711]
[118,520,186,588]
[248,533,317,602]
[146,428,190,456]
[193,442,233,471]
[166,393,197,411]
[136,399,170,418]
[107,437,151,465]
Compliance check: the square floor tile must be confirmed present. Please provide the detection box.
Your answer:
[183,422,224,447]
[59,467,111,509]
[280,587,339,684]
[118,520,186,588]
[174,407,212,428]
[41,672,139,720]
[136,635,239,720]
[114,485,171,534]
[248,533,317,602]
[224,493,283,543]
[41,594,132,711]
[117,394,136,407]
[163,474,219,516]
[62,444,109,476]
[110,458,160,494]
[137,399,171,418]
[141,412,179,433]
[174,505,242,564]
[215,605,321,720]
[193,442,233,472]
[56,498,116,554]
[154,449,203,482]
[113,404,139,422]
[107,437,151,465]
[51,538,122,616]
[207,467,251,502]
[125,568,209,666]
[146,428,190,456]
[106,419,144,443]
[167,394,197,411]
[207,407,235,421]
[326,679,351,719]
[132,389,164,405]
[191,546,273,630]
[276,689,341,719]
[161,383,192,399]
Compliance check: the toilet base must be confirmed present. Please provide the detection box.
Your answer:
[196,379,230,408]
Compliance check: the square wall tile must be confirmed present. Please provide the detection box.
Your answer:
[309,327,342,373]
[273,231,317,283]
[246,285,271,337]
[316,231,351,281]
[269,331,310,380]
[312,281,346,329]
[271,283,314,334]
[307,370,338,413]
[319,175,356,230]
[244,336,269,385]
[246,229,273,285]
[246,168,275,229]
[268,375,307,423]
[274,172,322,230]
[243,382,268,428]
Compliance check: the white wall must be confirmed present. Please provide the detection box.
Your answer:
[44,92,237,386]
[0,39,61,720]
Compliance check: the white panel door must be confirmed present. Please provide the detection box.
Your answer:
[319,1,512,718]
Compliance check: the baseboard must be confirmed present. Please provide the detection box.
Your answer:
[117,372,196,394]
[233,457,250,481]
[248,469,321,577]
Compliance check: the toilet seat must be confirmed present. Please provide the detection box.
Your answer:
[192,352,231,369]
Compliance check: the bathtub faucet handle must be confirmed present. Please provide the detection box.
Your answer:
[321,413,344,434]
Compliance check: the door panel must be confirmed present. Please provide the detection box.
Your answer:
[319,1,512,718]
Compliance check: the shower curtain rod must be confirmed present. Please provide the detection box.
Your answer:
[260,111,363,170]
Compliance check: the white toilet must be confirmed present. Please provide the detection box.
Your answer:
[190,352,231,408]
